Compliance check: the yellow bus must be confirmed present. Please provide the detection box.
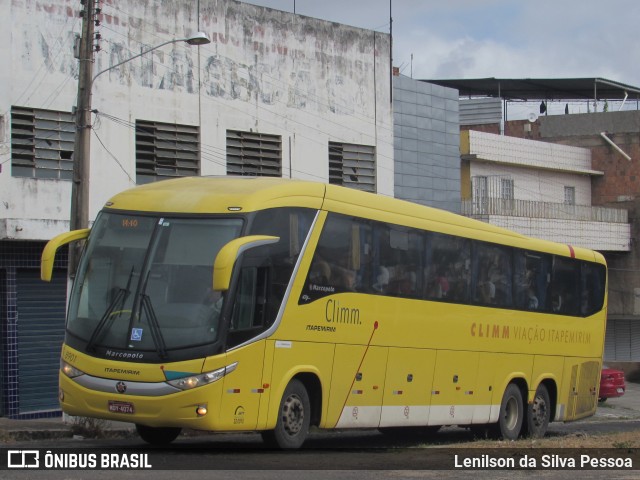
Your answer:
[42,177,607,448]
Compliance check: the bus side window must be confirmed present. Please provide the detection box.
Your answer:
[472,243,512,307]
[514,252,550,311]
[227,266,269,348]
[581,262,606,316]
[380,225,421,298]
[425,233,470,302]
[303,214,372,297]
[549,256,580,315]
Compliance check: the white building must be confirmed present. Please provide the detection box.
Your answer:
[460,130,630,252]
[0,0,392,418]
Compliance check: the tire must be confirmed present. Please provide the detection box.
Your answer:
[525,383,551,438]
[135,424,182,445]
[497,383,524,440]
[262,379,310,449]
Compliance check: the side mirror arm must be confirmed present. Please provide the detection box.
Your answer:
[41,229,90,281]
[213,235,279,291]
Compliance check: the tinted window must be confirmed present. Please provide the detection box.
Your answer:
[425,233,470,303]
[300,213,606,318]
[473,243,512,307]
[514,251,550,311]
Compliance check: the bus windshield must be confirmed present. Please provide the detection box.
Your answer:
[67,212,244,358]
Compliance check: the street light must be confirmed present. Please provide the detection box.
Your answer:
[69,27,211,275]
[91,32,211,85]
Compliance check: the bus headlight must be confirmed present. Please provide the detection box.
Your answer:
[167,362,238,391]
[61,359,85,378]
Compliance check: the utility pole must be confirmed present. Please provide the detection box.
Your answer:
[389,0,393,103]
[70,0,96,276]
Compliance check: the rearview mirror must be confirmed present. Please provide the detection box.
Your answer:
[41,229,90,281]
[213,235,279,291]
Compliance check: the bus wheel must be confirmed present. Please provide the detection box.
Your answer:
[497,383,523,440]
[263,379,310,449]
[526,384,551,438]
[135,424,181,445]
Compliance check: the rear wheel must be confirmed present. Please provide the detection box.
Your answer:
[525,383,551,438]
[496,383,524,440]
[135,424,181,445]
[262,379,310,449]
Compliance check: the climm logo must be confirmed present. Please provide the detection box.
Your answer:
[471,322,510,339]
[326,299,361,325]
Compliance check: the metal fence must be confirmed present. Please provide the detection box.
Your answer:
[461,198,628,223]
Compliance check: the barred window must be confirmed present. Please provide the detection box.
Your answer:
[564,186,576,205]
[501,178,514,200]
[226,130,282,177]
[328,142,376,192]
[135,120,199,184]
[11,106,74,180]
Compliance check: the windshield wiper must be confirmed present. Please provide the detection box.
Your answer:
[86,266,134,353]
[140,293,168,360]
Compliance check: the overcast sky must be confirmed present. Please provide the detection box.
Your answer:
[246,0,640,90]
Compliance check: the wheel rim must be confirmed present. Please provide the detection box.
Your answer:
[281,393,304,436]
[504,396,519,431]
[531,394,548,427]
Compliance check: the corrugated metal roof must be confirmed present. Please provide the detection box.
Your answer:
[421,78,640,101]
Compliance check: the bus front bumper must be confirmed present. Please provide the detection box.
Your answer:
[59,372,222,430]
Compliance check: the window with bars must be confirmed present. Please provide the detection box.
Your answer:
[135,120,200,184]
[10,106,74,180]
[564,186,576,205]
[226,130,282,177]
[501,178,514,200]
[328,142,376,192]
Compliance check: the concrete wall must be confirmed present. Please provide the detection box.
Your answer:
[0,0,393,240]
[393,76,460,213]
[468,162,592,205]
[463,130,595,205]
[530,111,640,319]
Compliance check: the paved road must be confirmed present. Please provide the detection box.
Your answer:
[2,383,638,478]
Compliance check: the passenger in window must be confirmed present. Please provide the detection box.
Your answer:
[514,256,529,308]
[332,266,357,291]
[373,266,390,294]
[477,257,495,304]
[552,293,562,312]
[388,267,417,296]
[487,254,508,303]
[435,266,450,299]
[309,258,331,285]
[527,287,539,310]
[448,261,469,301]
[481,278,496,304]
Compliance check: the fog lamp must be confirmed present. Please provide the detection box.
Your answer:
[196,405,208,416]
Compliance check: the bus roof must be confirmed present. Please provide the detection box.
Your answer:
[105,177,326,213]
[104,177,602,263]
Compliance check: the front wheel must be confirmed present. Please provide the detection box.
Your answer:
[496,383,524,440]
[525,383,551,438]
[135,424,181,445]
[262,379,310,449]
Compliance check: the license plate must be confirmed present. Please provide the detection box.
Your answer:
[108,400,135,414]
[617,388,625,394]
